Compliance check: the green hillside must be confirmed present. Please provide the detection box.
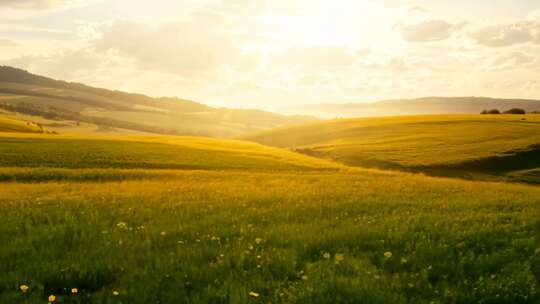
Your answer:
[246,114,540,181]
[0,66,314,137]
[0,133,342,172]
[0,114,44,133]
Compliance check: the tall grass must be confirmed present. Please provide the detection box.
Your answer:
[1,171,539,303]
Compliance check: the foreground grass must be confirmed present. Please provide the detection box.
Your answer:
[1,170,540,303]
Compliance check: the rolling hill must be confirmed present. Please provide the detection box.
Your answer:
[0,113,45,133]
[0,132,343,173]
[246,114,540,182]
[0,66,314,137]
[281,97,540,118]
[2,131,540,303]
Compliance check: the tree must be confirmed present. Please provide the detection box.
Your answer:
[480,109,500,114]
[503,108,526,114]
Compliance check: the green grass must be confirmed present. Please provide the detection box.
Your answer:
[507,168,540,185]
[1,132,540,303]
[0,133,342,171]
[0,116,44,133]
[1,170,540,303]
[247,115,540,167]
[246,115,540,182]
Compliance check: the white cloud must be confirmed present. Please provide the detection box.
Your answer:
[482,51,536,71]
[398,19,464,42]
[0,39,17,47]
[91,19,258,76]
[470,21,540,47]
[0,0,75,10]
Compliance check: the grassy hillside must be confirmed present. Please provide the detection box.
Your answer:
[247,115,540,180]
[0,133,342,171]
[282,97,540,118]
[0,66,314,137]
[0,114,44,133]
[1,131,540,303]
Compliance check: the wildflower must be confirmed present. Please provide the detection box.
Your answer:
[160,231,166,236]
[249,291,260,298]
[384,251,393,258]
[112,290,120,296]
[334,253,344,263]
[116,222,127,229]
[19,284,29,293]
[322,252,331,259]
[255,238,263,244]
[48,295,56,302]
[71,288,78,294]
[301,275,308,281]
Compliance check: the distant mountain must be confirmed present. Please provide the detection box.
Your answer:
[281,97,540,118]
[0,66,315,137]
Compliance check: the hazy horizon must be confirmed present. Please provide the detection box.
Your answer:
[1,0,540,110]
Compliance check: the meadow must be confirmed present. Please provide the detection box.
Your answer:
[247,115,540,181]
[0,115,44,133]
[0,130,539,303]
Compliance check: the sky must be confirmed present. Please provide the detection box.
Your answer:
[0,0,540,110]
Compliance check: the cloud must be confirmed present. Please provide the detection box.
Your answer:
[398,19,464,42]
[267,46,357,71]
[482,51,536,71]
[92,19,257,76]
[470,21,540,47]
[3,47,120,78]
[0,0,74,10]
[0,39,17,47]
[408,6,428,14]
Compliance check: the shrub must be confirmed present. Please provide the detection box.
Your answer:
[480,109,500,114]
[503,108,526,114]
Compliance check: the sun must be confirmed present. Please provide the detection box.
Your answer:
[258,0,392,47]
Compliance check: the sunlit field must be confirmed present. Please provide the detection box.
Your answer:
[248,115,540,182]
[0,116,44,133]
[3,0,540,302]
[1,132,540,303]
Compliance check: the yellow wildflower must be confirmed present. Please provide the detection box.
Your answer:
[112,290,120,296]
[48,295,56,302]
[384,251,393,258]
[301,275,308,281]
[19,284,29,293]
[71,288,78,294]
[322,252,331,259]
[334,253,344,262]
[255,238,263,244]
[249,291,260,298]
